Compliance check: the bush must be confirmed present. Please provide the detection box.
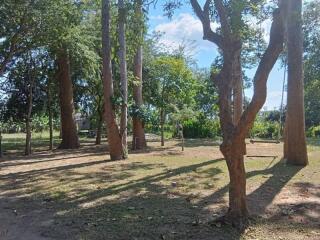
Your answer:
[251,121,280,139]
[307,125,320,138]
[182,119,221,138]
[32,114,49,132]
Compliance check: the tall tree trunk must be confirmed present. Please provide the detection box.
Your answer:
[25,65,34,156]
[222,142,248,227]
[233,53,243,125]
[181,125,185,151]
[217,52,248,227]
[233,53,246,154]
[285,0,308,165]
[160,108,165,147]
[56,49,80,149]
[102,0,125,160]
[132,2,147,150]
[47,77,53,151]
[118,0,128,158]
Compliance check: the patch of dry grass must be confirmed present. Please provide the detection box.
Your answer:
[0,139,319,240]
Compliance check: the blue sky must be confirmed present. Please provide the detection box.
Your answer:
[147,2,286,110]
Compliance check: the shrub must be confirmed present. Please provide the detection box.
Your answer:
[251,121,280,139]
[307,125,320,138]
[182,119,221,138]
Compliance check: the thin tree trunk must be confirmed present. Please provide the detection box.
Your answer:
[132,2,147,150]
[48,77,53,150]
[96,125,102,145]
[160,108,165,146]
[56,49,80,149]
[102,0,125,160]
[285,0,308,165]
[181,125,184,151]
[25,64,34,156]
[25,118,32,155]
[118,0,128,158]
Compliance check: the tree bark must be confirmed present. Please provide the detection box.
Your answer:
[56,49,80,149]
[160,108,165,147]
[132,4,147,150]
[118,0,128,158]
[47,77,53,151]
[25,63,35,156]
[233,53,243,125]
[102,0,125,160]
[181,126,185,151]
[285,0,308,166]
[222,143,248,227]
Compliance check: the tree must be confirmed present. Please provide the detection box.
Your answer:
[144,55,197,146]
[132,0,147,150]
[24,54,35,155]
[0,0,44,76]
[56,49,79,149]
[2,51,48,154]
[303,0,320,128]
[284,0,308,165]
[41,0,85,149]
[194,68,219,119]
[183,0,288,227]
[102,0,126,160]
[170,106,196,151]
[118,0,129,158]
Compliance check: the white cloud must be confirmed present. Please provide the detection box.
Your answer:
[149,15,165,21]
[153,13,218,54]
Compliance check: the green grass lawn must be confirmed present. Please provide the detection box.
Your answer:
[0,131,97,154]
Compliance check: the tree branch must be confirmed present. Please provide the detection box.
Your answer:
[190,0,223,49]
[214,0,232,40]
[236,4,287,139]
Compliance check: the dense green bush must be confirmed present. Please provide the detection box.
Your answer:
[251,121,280,139]
[32,114,49,132]
[307,125,320,137]
[182,119,221,138]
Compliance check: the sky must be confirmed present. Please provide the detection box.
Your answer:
[147,1,287,110]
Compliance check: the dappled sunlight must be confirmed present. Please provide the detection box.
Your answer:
[0,139,319,239]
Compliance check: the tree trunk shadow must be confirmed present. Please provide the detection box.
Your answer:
[198,158,304,233]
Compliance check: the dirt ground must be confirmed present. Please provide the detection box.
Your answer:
[0,138,319,240]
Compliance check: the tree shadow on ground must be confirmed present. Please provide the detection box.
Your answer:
[0,152,318,240]
[197,158,320,234]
